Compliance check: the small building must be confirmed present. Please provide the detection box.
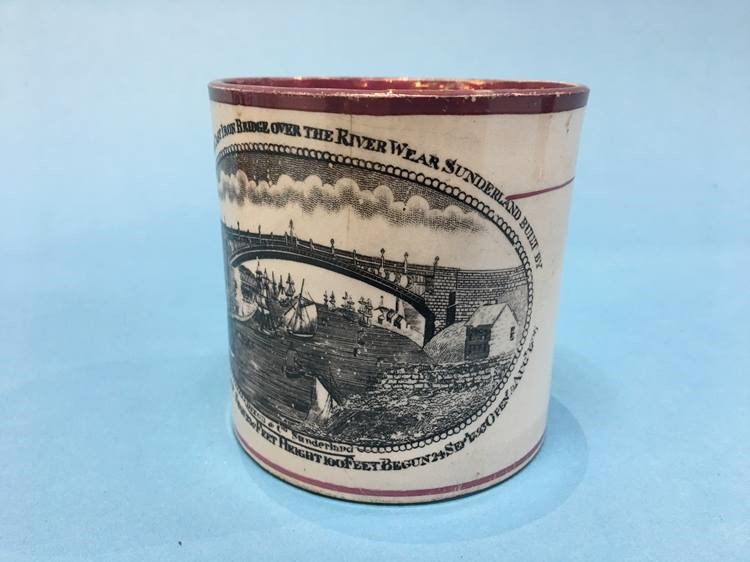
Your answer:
[375,306,387,325]
[393,314,404,329]
[464,302,519,361]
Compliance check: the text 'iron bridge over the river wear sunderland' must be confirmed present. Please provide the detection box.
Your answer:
[223,224,527,342]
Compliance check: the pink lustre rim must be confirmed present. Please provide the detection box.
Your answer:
[208,77,589,116]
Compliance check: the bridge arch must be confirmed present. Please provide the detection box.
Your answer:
[230,247,436,341]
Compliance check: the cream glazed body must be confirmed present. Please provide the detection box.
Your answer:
[209,78,588,503]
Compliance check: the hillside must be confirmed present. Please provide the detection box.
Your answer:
[423,321,467,363]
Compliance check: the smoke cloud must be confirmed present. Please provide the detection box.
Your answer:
[218,171,483,233]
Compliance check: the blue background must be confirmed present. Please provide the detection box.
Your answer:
[1,0,748,560]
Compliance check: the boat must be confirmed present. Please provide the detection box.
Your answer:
[283,345,304,379]
[340,291,357,320]
[283,279,318,338]
[357,297,373,327]
[253,278,282,335]
[306,376,338,424]
[284,273,296,300]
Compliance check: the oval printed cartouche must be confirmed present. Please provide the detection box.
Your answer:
[208,78,589,503]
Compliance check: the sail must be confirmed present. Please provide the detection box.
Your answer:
[284,299,318,335]
[252,278,285,333]
[284,281,318,337]
[307,377,337,423]
[258,284,271,312]
[285,277,296,298]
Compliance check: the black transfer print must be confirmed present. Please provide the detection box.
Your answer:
[217,145,533,450]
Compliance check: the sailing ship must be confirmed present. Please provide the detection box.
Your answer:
[283,279,318,338]
[284,273,296,300]
[306,375,339,424]
[340,291,356,320]
[253,277,283,335]
[357,297,373,327]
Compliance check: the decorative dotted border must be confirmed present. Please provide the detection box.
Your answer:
[217,142,535,453]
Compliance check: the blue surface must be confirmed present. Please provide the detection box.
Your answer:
[1,1,748,560]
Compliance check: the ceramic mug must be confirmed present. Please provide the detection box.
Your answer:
[208,77,589,503]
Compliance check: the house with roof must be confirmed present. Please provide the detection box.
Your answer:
[464,301,519,361]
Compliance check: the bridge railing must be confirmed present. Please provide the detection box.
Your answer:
[226,227,437,297]
[227,229,435,272]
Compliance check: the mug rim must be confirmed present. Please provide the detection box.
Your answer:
[208,76,589,115]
